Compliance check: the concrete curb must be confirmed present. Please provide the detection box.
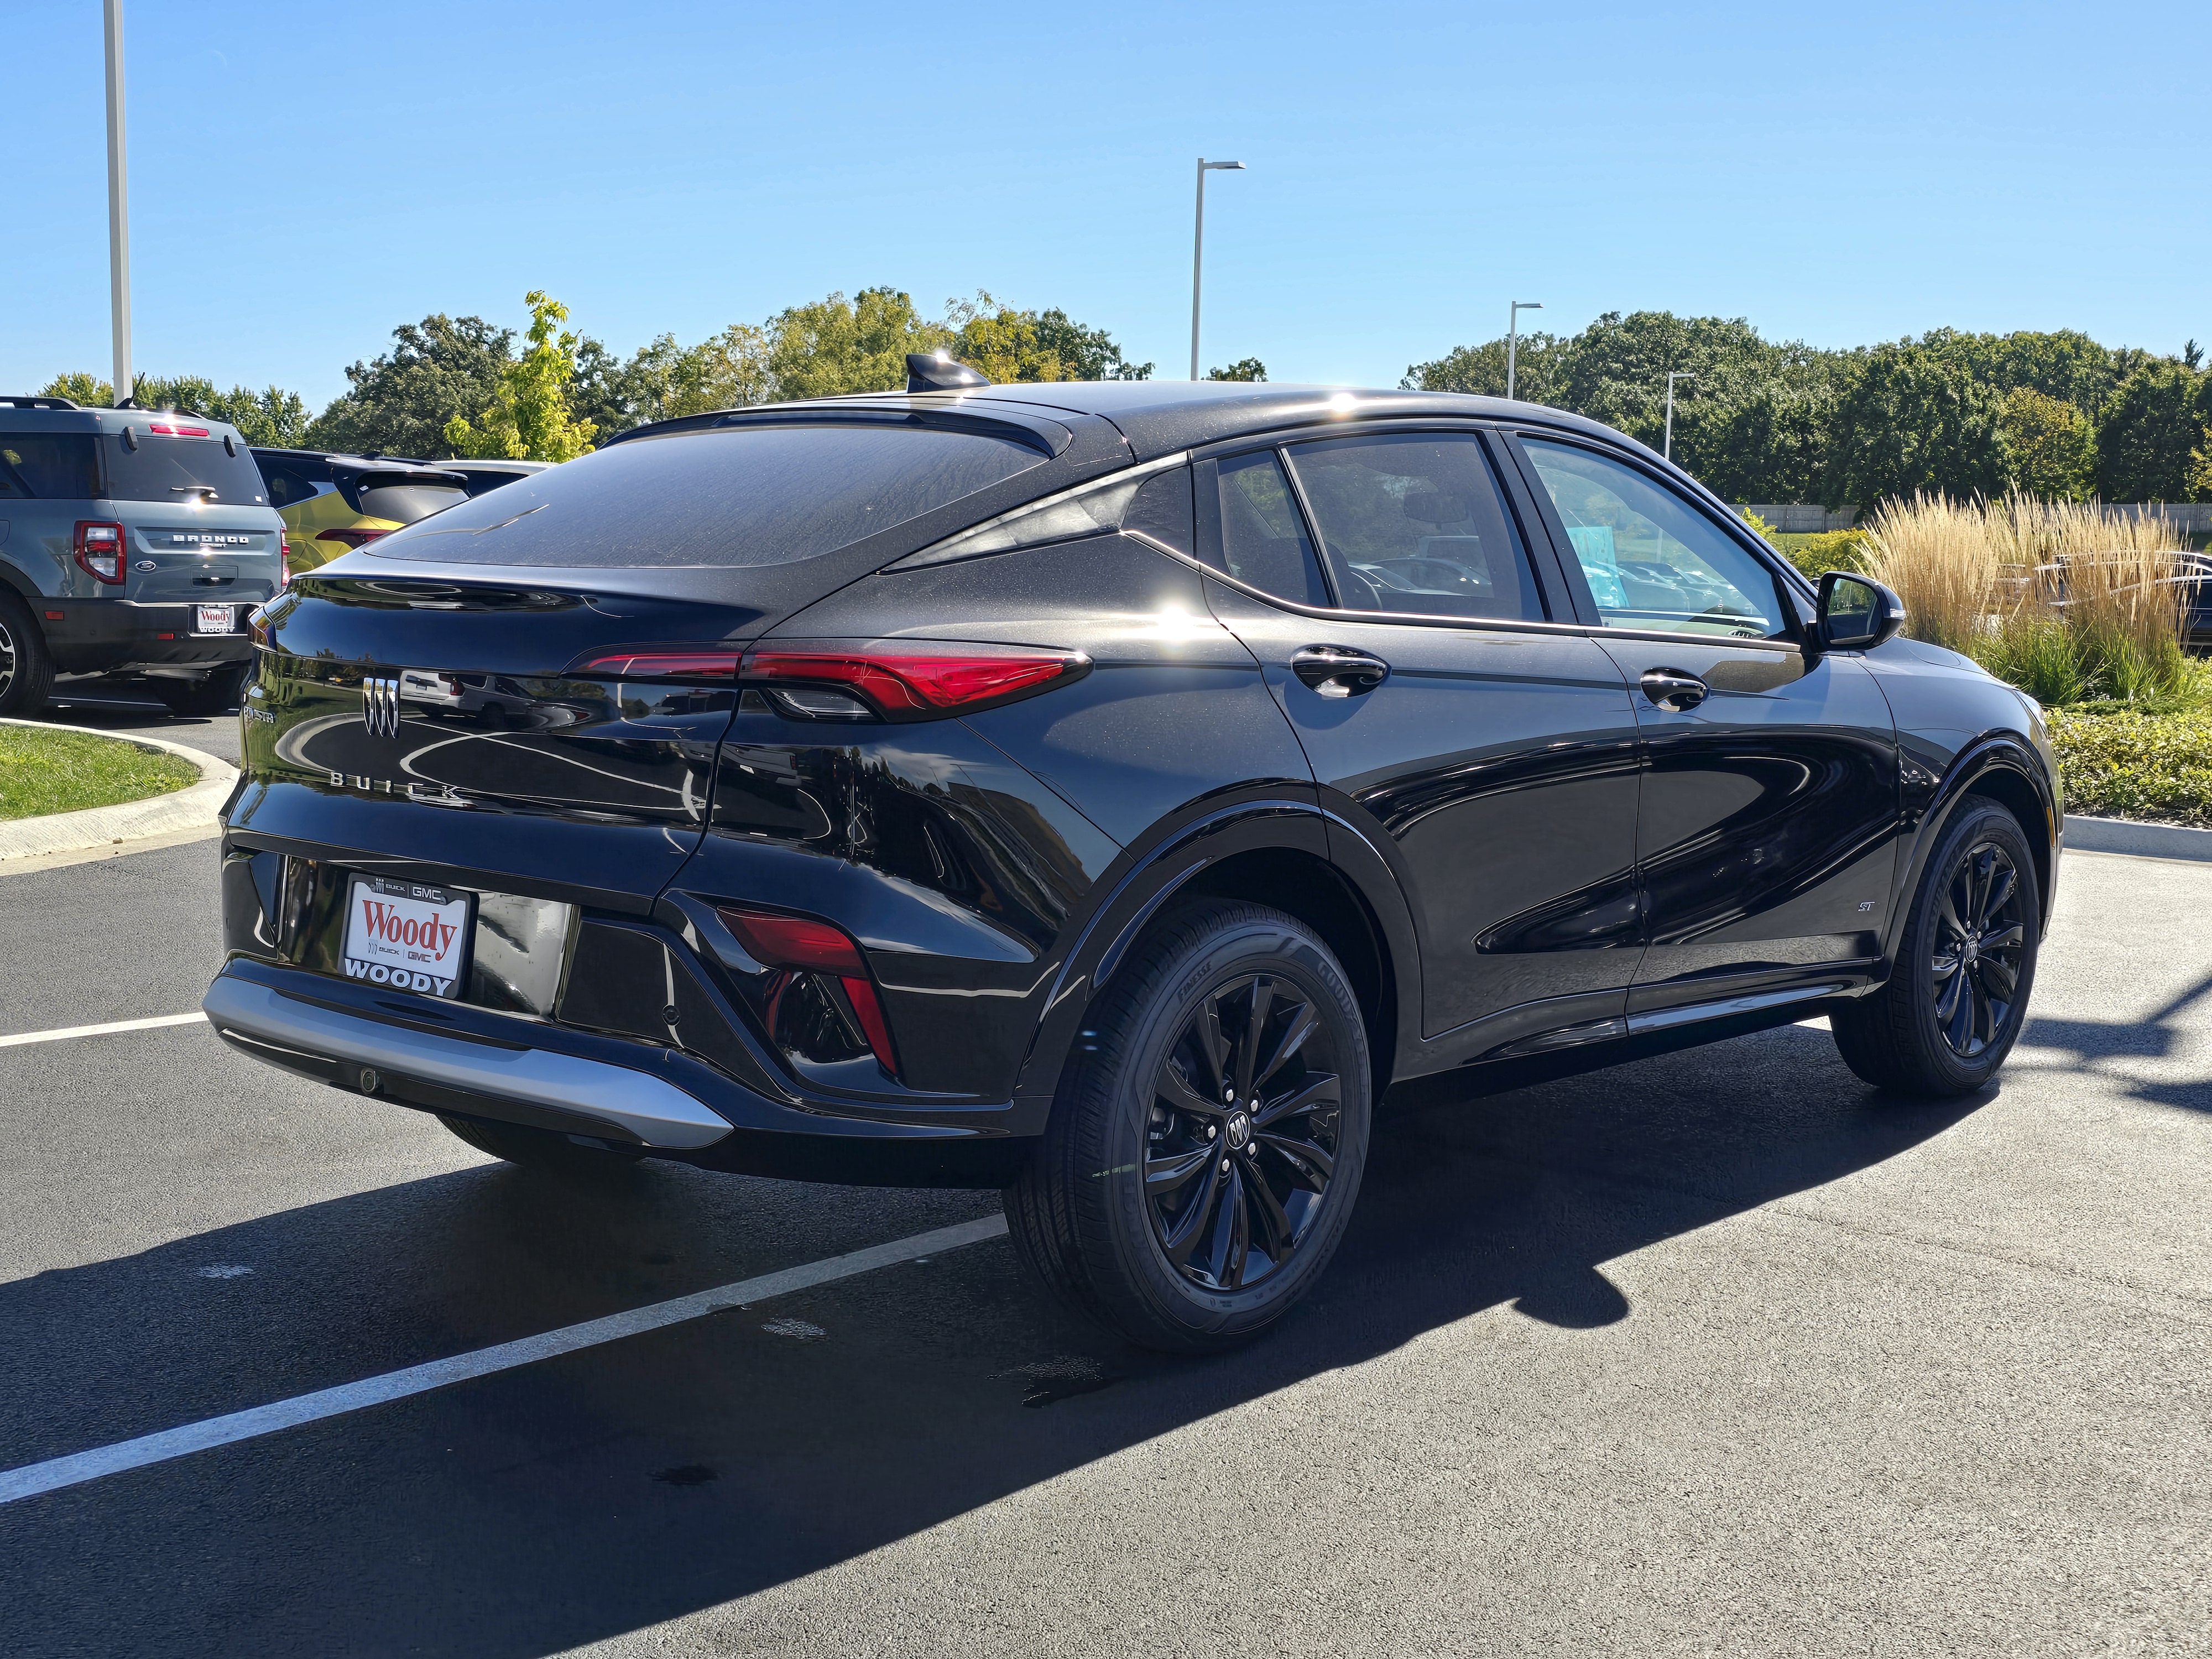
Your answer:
[2065,815,2212,864]
[0,718,238,864]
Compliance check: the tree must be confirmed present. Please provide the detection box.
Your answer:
[1402,333,1562,404]
[766,287,947,400]
[1206,358,1267,382]
[1032,308,1151,380]
[1698,384,1840,504]
[1821,343,2006,512]
[38,371,111,406]
[444,292,596,462]
[307,315,514,457]
[1996,387,2094,499]
[2095,361,2210,501]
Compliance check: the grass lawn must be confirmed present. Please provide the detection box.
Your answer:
[0,726,201,821]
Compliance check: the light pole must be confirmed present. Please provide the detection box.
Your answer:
[1664,371,1695,460]
[104,0,133,404]
[1505,301,1542,401]
[1190,158,1246,380]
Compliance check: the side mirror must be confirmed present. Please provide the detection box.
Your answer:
[1815,571,1905,653]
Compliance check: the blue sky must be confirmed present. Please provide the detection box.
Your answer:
[5,0,2208,409]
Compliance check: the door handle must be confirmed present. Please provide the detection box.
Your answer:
[1639,668,1708,712]
[1291,645,1390,698]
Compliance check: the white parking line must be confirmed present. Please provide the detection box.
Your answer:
[0,1013,206,1049]
[0,1212,1008,1507]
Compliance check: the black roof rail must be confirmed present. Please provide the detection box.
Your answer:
[1,395,82,410]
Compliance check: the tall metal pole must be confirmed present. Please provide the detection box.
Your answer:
[1190,159,1206,382]
[1190,159,1245,380]
[104,0,133,405]
[1506,300,1541,401]
[1665,371,1695,460]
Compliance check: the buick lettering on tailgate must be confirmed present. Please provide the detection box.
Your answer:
[341,874,472,998]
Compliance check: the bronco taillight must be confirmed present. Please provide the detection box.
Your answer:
[74,521,127,584]
[717,905,900,1077]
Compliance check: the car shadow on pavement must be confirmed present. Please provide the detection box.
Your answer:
[0,1022,1986,1657]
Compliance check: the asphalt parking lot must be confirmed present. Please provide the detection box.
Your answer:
[1,825,2205,1656]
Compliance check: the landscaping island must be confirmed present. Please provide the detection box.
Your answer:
[0,725,201,821]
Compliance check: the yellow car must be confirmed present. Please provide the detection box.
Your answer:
[251,450,473,578]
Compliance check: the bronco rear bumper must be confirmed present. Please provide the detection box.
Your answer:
[43,599,258,676]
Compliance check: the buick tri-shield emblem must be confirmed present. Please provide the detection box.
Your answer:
[362,676,401,738]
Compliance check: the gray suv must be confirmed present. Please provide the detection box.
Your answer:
[0,395,284,716]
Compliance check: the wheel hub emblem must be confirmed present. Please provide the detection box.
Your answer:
[1225,1110,1252,1150]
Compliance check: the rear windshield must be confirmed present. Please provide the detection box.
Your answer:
[104,430,269,507]
[353,476,468,524]
[375,423,1047,568]
[0,433,100,499]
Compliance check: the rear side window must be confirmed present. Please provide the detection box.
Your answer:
[1203,450,1331,606]
[104,430,268,507]
[377,424,1047,568]
[0,434,100,499]
[1520,439,1787,638]
[1286,434,1545,622]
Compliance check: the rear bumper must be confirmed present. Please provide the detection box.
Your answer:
[203,958,1033,1186]
[41,599,258,675]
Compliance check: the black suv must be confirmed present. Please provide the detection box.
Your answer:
[205,368,2059,1352]
[1,396,283,715]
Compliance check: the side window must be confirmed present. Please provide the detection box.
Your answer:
[1285,433,1546,622]
[1205,450,1331,606]
[0,434,100,499]
[1521,439,1788,639]
[258,463,333,510]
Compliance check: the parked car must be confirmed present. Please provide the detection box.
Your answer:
[430,457,555,498]
[204,365,2060,1353]
[251,450,474,578]
[0,394,283,716]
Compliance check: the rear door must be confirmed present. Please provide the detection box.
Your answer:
[1197,429,1645,1056]
[1508,434,1900,1014]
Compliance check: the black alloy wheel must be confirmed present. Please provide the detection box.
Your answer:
[1007,898,1372,1354]
[1833,799,2041,1097]
[0,591,54,717]
[1929,839,2027,1058]
[1146,973,1344,1292]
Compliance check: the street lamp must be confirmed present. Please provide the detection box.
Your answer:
[1190,159,1246,381]
[1505,301,1542,401]
[1664,371,1695,460]
[104,0,133,404]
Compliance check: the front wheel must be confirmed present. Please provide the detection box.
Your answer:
[1832,800,2041,1096]
[1006,899,1373,1354]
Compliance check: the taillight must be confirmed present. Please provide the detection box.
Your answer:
[145,421,210,438]
[279,545,291,586]
[73,521,127,585]
[717,906,900,1076]
[315,526,390,550]
[568,640,1088,719]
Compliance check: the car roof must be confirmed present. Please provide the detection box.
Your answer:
[616,380,1645,464]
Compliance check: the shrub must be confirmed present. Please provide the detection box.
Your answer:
[2050,705,2212,826]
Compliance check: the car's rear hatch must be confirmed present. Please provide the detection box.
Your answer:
[104,418,284,603]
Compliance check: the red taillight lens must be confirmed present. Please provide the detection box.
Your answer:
[73,520,127,584]
[279,546,291,586]
[744,641,1087,719]
[717,905,899,1075]
[145,421,210,438]
[315,526,390,551]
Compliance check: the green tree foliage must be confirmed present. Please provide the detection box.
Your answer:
[1032,309,1152,381]
[1698,384,1841,504]
[307,315,514,457]
[444,291,597,462]
[37,372,312,447]
[766,286,945,400]
[2095,362,2212,501]
[1822,343,2007,512]
[1996,386,2095,499]
[1207,358,1267,382]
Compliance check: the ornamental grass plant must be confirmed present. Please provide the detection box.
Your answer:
[1859,492,2194,706]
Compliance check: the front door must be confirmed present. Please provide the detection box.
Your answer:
[1510,436,1900,1014]
[1194,432,1646,1055]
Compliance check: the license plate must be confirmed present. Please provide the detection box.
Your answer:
[341,874,473,999]
[194,604,233,635]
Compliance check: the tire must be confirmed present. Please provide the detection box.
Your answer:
[0,591,55,717]
[1832,800,2041,1097]
[438,1114,644,1173]
[1006,899,1373,1354]
[153,662,248,718]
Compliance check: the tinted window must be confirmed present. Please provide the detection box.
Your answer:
[1522,440,1787,638]
[104,430,268,507]
[1287,434,1544,622]
[356,478,469,524]
[257,459,333,509]
[0,434,100,499]
[1206,450,1330,606]
[378,424,1046,568]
